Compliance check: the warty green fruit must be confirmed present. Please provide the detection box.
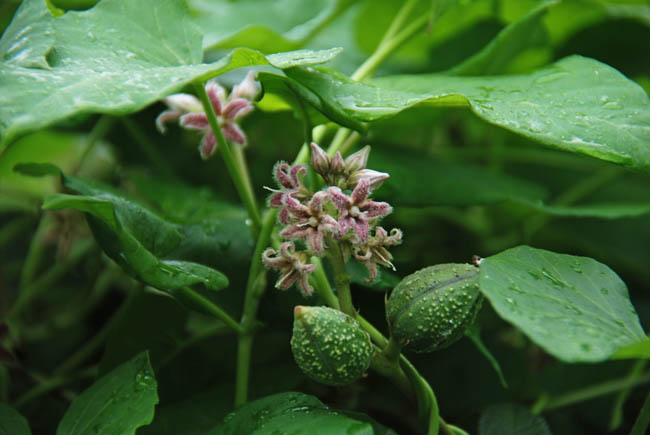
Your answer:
[386,263,483,353]
[291,306,373,386]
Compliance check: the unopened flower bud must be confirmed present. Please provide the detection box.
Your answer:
[310,142,330,176]
[348,169,389,191]
[291,306,373,386]
[387,263,483,353]
[330,151,345,175]
[344,145,370,174]
[231,71,262,101]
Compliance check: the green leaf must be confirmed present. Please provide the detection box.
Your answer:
[0,0,341,148]
[479,403,551,435]
[479,246,647,362]
[0,404,31,435]
[450,0,555,75]
[212,392,374,434]
[466,323,508,388]
[16,163,230,293]
[612,338,650,359]
[286,56,650,171]
[57,352,158,435]
[368,147,546,206]
[0,0,52,69]
[191,0,352,52]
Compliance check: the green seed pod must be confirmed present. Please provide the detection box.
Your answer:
[291,306,373,386]
[387,263,483,353]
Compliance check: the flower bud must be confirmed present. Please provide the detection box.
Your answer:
[330,151,345,175]
[291,306,373,386]
[231,71,262,101]
[310,142,330,176]
[348,169,389,191]
[386,263,483,353]
[344,145,370,174]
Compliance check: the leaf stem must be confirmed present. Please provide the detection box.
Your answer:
[14,366,97,409]
[351,13,428,82]
[52,280,140,376]
[310,256,340,309]
[75,115,115,174]
[532,371,650,413]
[610,360,648,430]
[175,286,243,334]
[327,238,355,318]
[193,83,262,238]
[10,239,94,322]
[120,116,176,178]
[631,387,650,435]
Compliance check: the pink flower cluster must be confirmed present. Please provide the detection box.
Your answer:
[262,142,402,296]
[156,71,261,159]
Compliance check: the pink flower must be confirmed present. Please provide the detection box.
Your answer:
[328,179,392,242]
[262,242,317,296]
[156,76,258,159]
[353,227,402,283]
[280,191,339,255]
[267,162,310,224]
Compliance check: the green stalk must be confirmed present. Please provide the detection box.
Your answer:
[53,283,140,376]
[610,360,648,430]
[193,83,262,237]
[351,13,428,82]
[18,214,52,291]
[175,286,243,334]
[14,366,97,409]
[10,240,94,322]
[310,256,341,310]
[532,371,650,413]
[120,116,175,178]
[327,238,355,318]
[632,388,650,435]
[75,115,115,174]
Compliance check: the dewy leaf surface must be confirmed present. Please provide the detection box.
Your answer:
[479,403,551,435]
[56,352,158,435]
[212,392,376,435]
[479,246,647,362]
[286,56,650,171]
[191,0,351,52]
[0,0,341,148]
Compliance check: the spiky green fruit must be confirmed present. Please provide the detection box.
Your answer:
[387,263,483,353]
[291,306,373,386]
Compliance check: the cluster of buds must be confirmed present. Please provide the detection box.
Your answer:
[156,71,261,159]
[262,142,402,296]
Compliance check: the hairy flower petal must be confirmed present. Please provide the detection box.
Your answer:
[180,113,209,130]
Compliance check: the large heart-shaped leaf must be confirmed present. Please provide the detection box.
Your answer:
[479,245,647,362]
[285,56,650,171]
[0,0,340,148]
[57,352,158,435]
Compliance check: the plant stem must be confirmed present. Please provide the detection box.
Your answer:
[0,216,34,248]
[14,366,97,409]
[351,13,428,81]
[524,166,621,240]
[610,360,648,430]
[632,388,650,435]
[120,116,175,178]
[175,286,243,334]
[532,371,650,413]
[18,214,52,291]
[75,115,115,174]
[310,256,340,309]
[193,83,262,238]
[376,0,421,48]
[10,240,94,322]
[53,283,140,376]
[327,238,355,318]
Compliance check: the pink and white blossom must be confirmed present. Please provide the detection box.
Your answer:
[262,241,317,296]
